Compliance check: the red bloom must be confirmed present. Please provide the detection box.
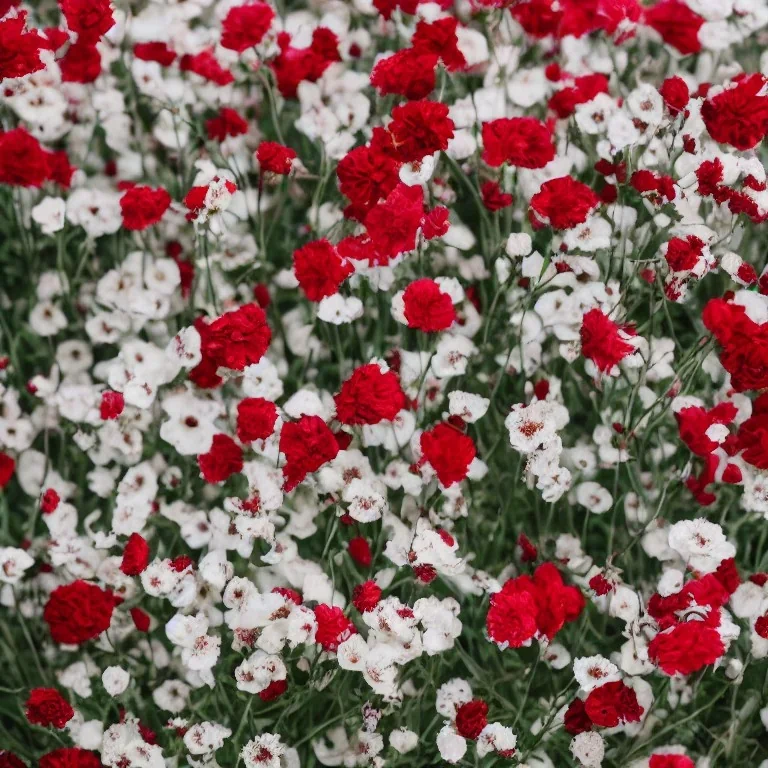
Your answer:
[204,303,271,371]
[41,488,60,514]
[517,533,538,562]
[701,74,768,151]
[43,580,118,645]
[736,393,768,469]
[133,42,176,66]
[313,604,357,652]
[549,73,609,118]
[335,363,407,426]
[293,239,354,301]
[0,752,25,768]
[385,100,455,164]
[259,679,287,702]
[481,181,514,212]
[0,452,15,488]
[337,145,400,221]
[659,76,690,114]
[39,749,102,768]
[59,41,102,83]
[280,415,340,492]
[256,141,297,175]
[59,0,115,42]
[564,698,593,735]
[584,681,643,727]
[220,2,275,52]
[100,391,125,420]
[0,12,47,80]
[120,533,150,576]
[580,308,636,373]
[364,183,425,260]
[664,235,705,272]
[412,17,466,71]
[402,278,456,333]
[45,150,76,188]
[271,27,341,98]
[529,177,599,229]
[25,688,74,729]
[348,537,372,567]
[649,755,695,768]
[481,118,555,169]
[596,0,642,42]
[676,402,737,457]
[370,48,438,101]
[198,434,243,483]
[455,699,489,740]
[648,620,725,675]
[420,423,476,487]
[237,398,278,443]
[511,0,563,37]
[644,0,704,56]
[179,50,234,86]
[206,108,248,142]
[630,169,676,203]
[130,607,151,632]
[352,580,382,612]
[0,129,49,188]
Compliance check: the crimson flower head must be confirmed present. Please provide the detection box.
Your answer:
[352,580,382,612]
[384,100,455,164]
[402,278,456,333]
[481,117,555,169]
[658,76,690,114]
[256,141,298,175]
[203,303,271,371]
[293,239,354,302]
[206,108,248,142]
[0,12,47,80]
[0,452,15,488]
[237,397,279,443]
[43,580,118,645]
[644,0,704,56]
[280,415,340,492]
[334,363,407,426]
[648,619,725,675]
[584,680,644,727]
[59,0,115,42]
[313,604,357,652]
[529,176,600,230]
[39,748,102,768]
[119,185,171,231]
[337,144,400,220]
[220,1,275,52]
[0,129,50,188]
[120,533,150,576]
[198,434,243,484]
[420,423,476,487]
[25,688,74,729]
[179,50,234,86]
[580,308,636,373]
[348,536,372,567]
[701,74,768,151]
[455,699,488,740]
[370,48,438,101]
[100,390,125,420]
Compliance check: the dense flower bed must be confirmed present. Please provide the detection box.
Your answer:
[2,1,768,767]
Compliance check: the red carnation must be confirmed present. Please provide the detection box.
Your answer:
[402,278,456,333]
[259,679,287,702]
[204,303,271,371]
[580,308,636,373]
[43,580,117,645]
[564,697,593,735]
[206,108,248,142]
[40,488,60,514]
[384,100,455,164]
[584,680,643,728]
[481,181,513,212]
[25,688,74,729]
[644,0,704,56]
[659,76,690,115]
[334,364,407,426]
[649,755,695,768]
[198,434,243,484]
[364,183,425,260]
[130,607,151,633]
[481,117,555,169]
[701,74,768,151]
[529,176,599,230]
[280,415,340,492]
[100,391,125,420]
[59,0,115,42]
[120,533,150,576]
[455,699,489,740]
[39,748,102,768]
[59,41,102,84]
[370,48,438,101]
[0,12,47,80]
[133,41,176,66]
[0,129,50,188]
[293,239,354,302]
[0,452,14,488]
[337,145,400,220]
[313,604,357,652]
[348,537,372,567]
[256,141,297,175]
[648,619,725,675]
[220,2,275,53]
[179,50,234,86]
[237,398,279,443]
[352,580,382,612]
[420,423,476,487]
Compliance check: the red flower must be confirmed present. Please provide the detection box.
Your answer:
[130,607,151,632]
[511,0,563,38]
[220,2,275,52]
[644,0,704,56]
[337,145,400,221]
[649,755,695,768]
[133,42,176,66]
[580,308,636,373]
[293,239,354,302]
[204,303,271,371]
[237,398,279,443]
[370,48,438,101]
[402,278,456,333]
[0,129,50,187]
[25,688,74,729]
[206,108,248,142]
[412,17,466,70]
[736,394,768,469]
[420,423,476,487]
[43,580,118,645]
[564,697,593,735]
[596,0,642,42]
[256,141,297,175]
[659,76,690,114]
[529,176,599,229]
[39,749,102,768]
[59,41,102,83]
[179,50,234,86]
[384,100,455,164]
[334,364,407,426]
[664,235,705,272]
[701,74,768,151]
[41,488,60,514]
[675,401,737,457]
[481,181,513,212]
[0,12,47,80]
[198,434,243,483]
[0,753,25,768]
[0,452,15,488]
[352,580,382,612]
[259,679,287,702]
[348,537,372,567]
[455,699,489,740]
[584,680,643,727]
[120,533,150,576]
[364,183,425,260]
[280,415,340,492]
[100,391,125,420]
[517,533,538,563]
[271,27,341,98]
[481,117,555,169]
[59,0,115,42]
[313,604,357,652]
[648,620,725,675]
[549,73,609,118]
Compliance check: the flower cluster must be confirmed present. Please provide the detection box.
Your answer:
[2,0,768,767]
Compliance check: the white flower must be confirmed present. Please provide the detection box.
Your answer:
[389,727,419,754]
[317,294,364,324]
[436,724,467,764]
[668,519,736,573]
[102,666,130,696]
[32,197,66,234]
[183,722,232,755]
[570,731,605,767]
[241,733,285,768]
[0,547,35,584]
[505,401,561,454]
[574,482,613,514]
[573,656,621,692]
[476,722,517,757]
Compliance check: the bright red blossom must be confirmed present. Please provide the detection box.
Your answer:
[220,2,275,52]
[120,533,150,576]
[334,364,407,426]
[25,688,74,729]
[402,278,456,333]
[43,581,118,645]
[198,434,243,484]
[420,423,476,487]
